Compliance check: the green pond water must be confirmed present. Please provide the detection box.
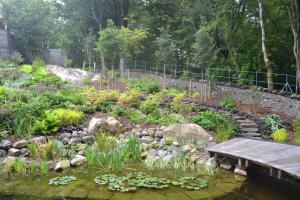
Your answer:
[0,166,297,200]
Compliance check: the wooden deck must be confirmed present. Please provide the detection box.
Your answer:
[206,138,300,179]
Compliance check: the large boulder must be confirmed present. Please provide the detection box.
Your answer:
[164,123,212,146]
[47,65,90,84]
[0,140,12,150]
[70,155,87,167]
[13,139,29,149]
[87,117,106,134]
[54,160,70,171]
[106,117,121,128]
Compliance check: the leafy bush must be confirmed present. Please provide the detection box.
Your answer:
[158,113,186,126]
[118,89,141,106]
[11,52,24,66]
[20,64,33,74]
[64,58,72,68]
[170,93,192,114]
[293,117,300,135]
[220,97,236,109]
[33,108,84,134]
[264,114,282,132]
[193,111,236,142]
[272,129,289,143]
[126,108,144,123]
[140,98,160,115]
[86,88,120,106]
[111,105,126,117]
[127,79,160,93]
[0,60,14,68]
[95,101,115,113]
[192,92,201,99]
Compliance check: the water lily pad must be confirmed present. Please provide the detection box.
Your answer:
[49,176,77,186]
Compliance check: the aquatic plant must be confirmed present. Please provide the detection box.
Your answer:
[27,143,38,158]
[49,176,77,186]
[124,136,141,161]
[94,172,208,192]
[40,160,49,175]
[12,158,26,175]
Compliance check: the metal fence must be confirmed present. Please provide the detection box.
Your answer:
[83,60,298,93]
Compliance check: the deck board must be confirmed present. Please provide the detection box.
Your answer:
[206,138,300,179]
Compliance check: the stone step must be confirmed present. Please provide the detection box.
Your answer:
[239,124,258,128]
[241,133,262,137]
[241,128,259,133]
[234,116,246,120]
[237,119,256,124]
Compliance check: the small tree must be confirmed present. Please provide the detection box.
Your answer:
[96,20,122,73]
[193,27,216,67]
[83,30,97,68]
[155,28,176,64]
[11,52,24,66]
[119,27,147,77]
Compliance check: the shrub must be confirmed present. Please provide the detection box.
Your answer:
[192,92,201,99]
[272,129,289,143]
[20,64,33,74]
[64,58,72,68]
[126,108,144,123]
[264,114,282,132]
[158,113,186,126]
[193,111,236,142]
[11,52,24,66]
[170,93,193,114]
[293,117,300,135]
[0,60,14,68]
[220,97,236,109]
[50,108,84,126]
[86,88,120,106]
[140,98,160,115]
[118,89,141,106]
[33,108,84,134]
[111,105,126,117]
[127,79,160,93]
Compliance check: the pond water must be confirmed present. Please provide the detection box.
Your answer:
[0,167,297,200]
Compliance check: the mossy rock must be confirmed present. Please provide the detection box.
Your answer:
[132,190,167,200]
[184,191,212,200]
[166,192,191,200]
[88,188,113,200]
[68,187,89,199]
[111,193,133,200]
[205,187,226,199]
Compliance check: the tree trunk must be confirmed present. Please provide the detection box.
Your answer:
[119,57,125,78]
[101,54,106,75]
[288,0,300,93]
[258,0,274,90]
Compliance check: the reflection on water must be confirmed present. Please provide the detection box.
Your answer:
[0,167,298,200]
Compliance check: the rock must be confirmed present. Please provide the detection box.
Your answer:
[148,129,155,137]
[157,150,168,157]
[54,160,71,171]
[172,141,179,147]
[59,132,71,140]
[31,136,46,144]
[20,148,30,156]
[77,143,88,151]
[140,136,154,143]
[48,160,56,170]
[205,157,217,168]
[234,167,247,176]
[47,65,90,84]
[154,131,164,138]
[220,162,232,170]
[61,138,69,145]
[0,149,7,157]
[70,155,87,167]
[142,143,150,151]
[68,137,82,145]
[188,156,197,163]
[164,123,212,146]
[141,130,149,136]
[2,156,16,172]
[0,140,12,150]
[82,135,96,144]
[13,139,29,149]
[72,131,79,137]
[162,153,176,163]
[141,151,148,159]
[8,148,21,156]
[87,117,106,134]
[148,149,158,157]
[182,144,192,154]
[106,117,121,128]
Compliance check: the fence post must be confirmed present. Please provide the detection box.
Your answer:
[189,79,192,99]
[94,62,96,71]
[228,69,231,82]
[255,71,258,86]
[127,69,130,80]
[174,65,177,79]
[156,63,158,75]
[82,61,85,70]
[134,60,137,70]
[144,62,147,73]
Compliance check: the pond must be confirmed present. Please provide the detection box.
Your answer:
[0,167,297,200]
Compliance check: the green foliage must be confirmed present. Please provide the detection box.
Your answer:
[293,117,300,135]
[33,108,83,134]
[193,111,236,142]
[11,52,24,66]
[140,98,159,115]
[126,108,144,123]
[64,58,72,68]
[49,176,77,186]
[40,160,49,175]
[272,129,289,143]
[264,115,282,132]
[111,105,126,117]
[127,79,160,93]
[0,60,14,68]
[12,158,26,175]
[220,97,236,109]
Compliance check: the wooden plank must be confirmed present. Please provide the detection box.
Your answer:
[206,138,300,179]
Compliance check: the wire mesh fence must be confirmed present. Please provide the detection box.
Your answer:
[83,60,298,93]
